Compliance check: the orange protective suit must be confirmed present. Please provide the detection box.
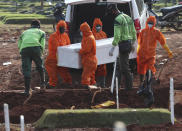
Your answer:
[92,18,107,77]
[79,22,98,85]
[137,16,166,75]
[45,20,72,87]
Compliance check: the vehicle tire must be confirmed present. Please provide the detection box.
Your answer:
[172,13,182,31]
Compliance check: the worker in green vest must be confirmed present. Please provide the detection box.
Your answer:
[18,19,46,96]
[108,4,137,90]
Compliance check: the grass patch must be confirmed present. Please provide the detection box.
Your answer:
[4,17,54,24]
[0,1,60,24]
[0,12,54,24]
[34,108,173,128]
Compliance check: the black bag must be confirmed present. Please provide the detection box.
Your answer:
[118,40,132,53]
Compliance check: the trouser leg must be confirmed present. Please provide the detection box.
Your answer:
[115,57,121,87]
[58,67,72,84]
[45,60,58,87]
[145,70,154,107]
[21,48,32,95]
[24,77,31,95]
[32,47,45,88]
[119,52,133,90]
[81,65,91,86]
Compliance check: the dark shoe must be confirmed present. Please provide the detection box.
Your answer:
[22,91,30,97]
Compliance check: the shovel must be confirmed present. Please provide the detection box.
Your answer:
[154,58,169,84]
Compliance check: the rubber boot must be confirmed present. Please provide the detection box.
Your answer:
[144,70,154,107]
[137,74,145,95]
[24,77,31,96]
[39,68,46,89]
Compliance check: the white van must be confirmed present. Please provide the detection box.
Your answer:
[62,0,149,71]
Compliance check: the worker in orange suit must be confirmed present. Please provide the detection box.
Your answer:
[137,16,173,107]
[76,22,97,88]
[45,20,72,88]
[92,18,107,88]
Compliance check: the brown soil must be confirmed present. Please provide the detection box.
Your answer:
[0,25,182,130]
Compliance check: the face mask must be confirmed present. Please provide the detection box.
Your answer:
[148,23,153,28]
[80,32,83,36]
[96,25,102,32]
[59,27,65,34]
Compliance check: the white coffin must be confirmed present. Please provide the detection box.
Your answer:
[57,37,137,69]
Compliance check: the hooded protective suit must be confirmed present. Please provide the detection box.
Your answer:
[137,16,172,75]
[45,20,72,87]
[80,22,97,86]
[92,18,107,77]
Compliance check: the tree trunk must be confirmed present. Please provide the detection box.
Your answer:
[41,0,44,9]
[15,2,17,12]
[165,0,168,7]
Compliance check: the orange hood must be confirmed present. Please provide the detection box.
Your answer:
[80,22,92,37]
[146,16,156,29]
[56,20,67,35]
[92,18,103,33]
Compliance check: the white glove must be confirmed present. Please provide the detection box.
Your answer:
[75,48,80,53]
[109,46,115,56]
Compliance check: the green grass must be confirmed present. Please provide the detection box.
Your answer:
[0,1,56,25]
[34,108,174,129]
[0,12,54,24]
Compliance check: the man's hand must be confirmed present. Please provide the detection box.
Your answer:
[75,48,80,53]
[109,46,115,56]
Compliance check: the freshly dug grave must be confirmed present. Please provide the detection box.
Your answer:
[0,87,169,124]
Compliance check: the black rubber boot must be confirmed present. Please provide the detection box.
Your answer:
[39,68,46,89]
[144,70,154,107]
[24,77,31,96]
[137,75,145,95]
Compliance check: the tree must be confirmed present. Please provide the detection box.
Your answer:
[14,0,18,12]
[41,0,44,9]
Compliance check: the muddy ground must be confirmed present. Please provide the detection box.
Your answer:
[0,25,182,130]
